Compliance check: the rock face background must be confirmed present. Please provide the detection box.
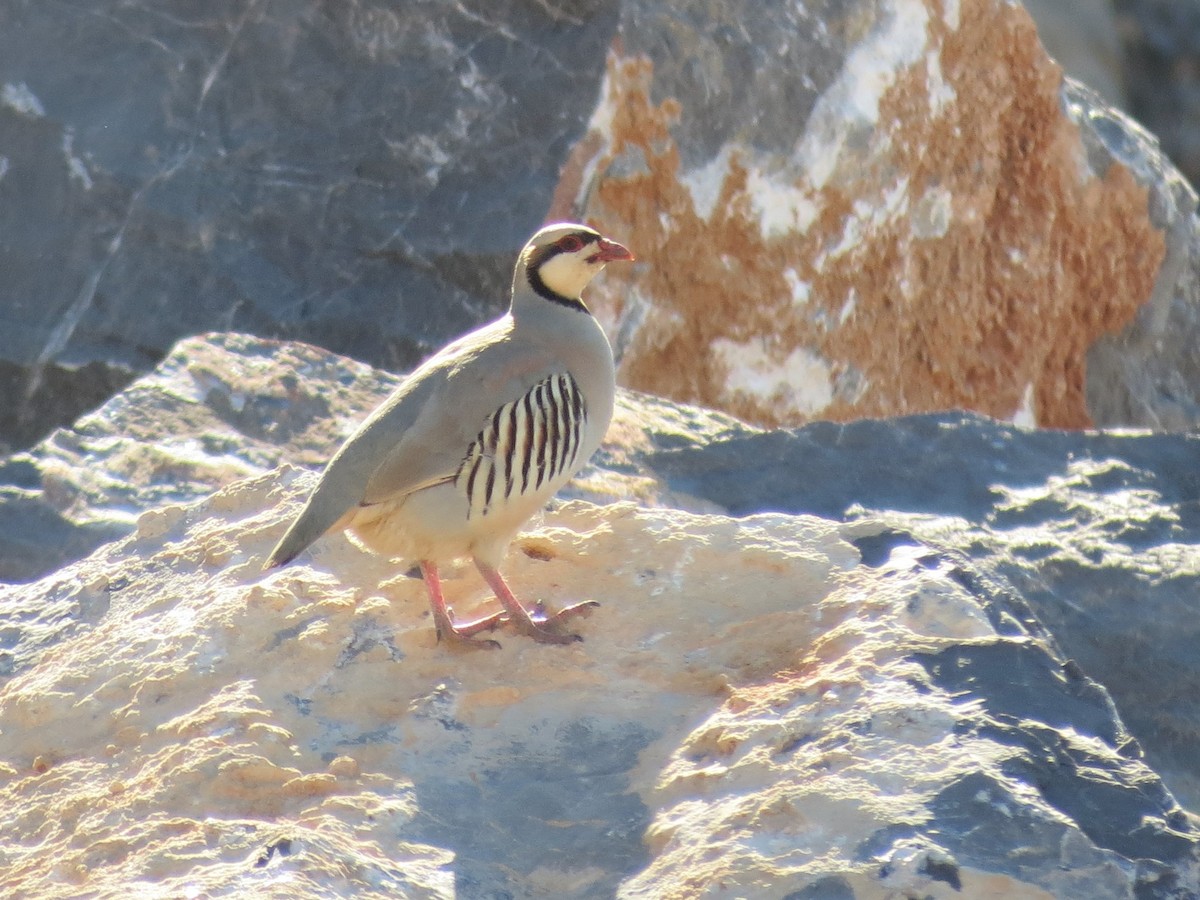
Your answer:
[571,0,1200,431]
[1116,0,1200,187]
[4,333,1200,898]
[2,0,1200,450]
[0,0,617,450]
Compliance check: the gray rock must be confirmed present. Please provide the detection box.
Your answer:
[1065,0,1200,437]
[1071,77,1200,430]
[647,410,1200,814]
[5,0,1200,452]
[1117,0,1200,186]
[0,0,618,450]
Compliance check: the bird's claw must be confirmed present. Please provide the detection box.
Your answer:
[435,597,600,647]
[437,629,502,650]
[435,606,504,650]
[511,620,584,644]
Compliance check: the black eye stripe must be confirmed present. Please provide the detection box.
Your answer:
[535,232,600,266]
[555,232,598,254]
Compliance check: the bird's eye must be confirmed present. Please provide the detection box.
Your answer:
[557,235,584,253]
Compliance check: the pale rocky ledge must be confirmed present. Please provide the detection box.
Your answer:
[2,333,1200,898]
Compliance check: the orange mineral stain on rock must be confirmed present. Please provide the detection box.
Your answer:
[569,0,1163,428]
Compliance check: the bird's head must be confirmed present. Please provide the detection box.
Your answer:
[517,222,634,310]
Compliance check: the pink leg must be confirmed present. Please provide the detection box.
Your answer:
[420,561,503,648]
[474,559,598,645]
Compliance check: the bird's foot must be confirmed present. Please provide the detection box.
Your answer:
[509,599,600,644]
[472,560,598,645]
[434,606,505,650]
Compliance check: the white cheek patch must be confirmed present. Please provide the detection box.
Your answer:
[539,252,599,299]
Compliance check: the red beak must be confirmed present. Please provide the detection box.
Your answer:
[593,237,635,263]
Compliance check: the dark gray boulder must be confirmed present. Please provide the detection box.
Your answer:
[0,0,618,450]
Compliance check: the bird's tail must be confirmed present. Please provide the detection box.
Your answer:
[263,484,355,571]
[264,526,305,570]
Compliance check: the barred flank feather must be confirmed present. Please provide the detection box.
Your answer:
[455,373,588,517]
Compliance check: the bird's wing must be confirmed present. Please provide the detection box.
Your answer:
[264,318,562,568]
[359,329,564,505]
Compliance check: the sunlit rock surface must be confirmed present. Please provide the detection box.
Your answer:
[3,334,1200,896]
[0,333,747,583]
[2,475,1197,897]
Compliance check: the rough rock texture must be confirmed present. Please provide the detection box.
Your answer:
[572,0,1175,430]
[647,412,1200,817]
[5,333,1200,896]
[4,0,1200,451]
[1071,77,1200,431]
[3,471,1198,898]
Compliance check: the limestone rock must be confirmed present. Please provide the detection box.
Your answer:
[1,469,1197,897]
[10,330,1200,831]
[567,0,1190,430]
[5,334,1200,894]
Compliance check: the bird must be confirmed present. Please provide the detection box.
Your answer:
[264,222,634,646]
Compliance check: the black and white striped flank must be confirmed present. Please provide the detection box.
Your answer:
[455,373,589,518]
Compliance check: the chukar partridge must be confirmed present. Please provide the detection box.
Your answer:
[265,223,633,646]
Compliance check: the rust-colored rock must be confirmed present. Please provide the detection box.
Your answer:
[566,0,1164,429]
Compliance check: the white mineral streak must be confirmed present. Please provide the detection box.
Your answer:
[1013,382,1038,427]
[798,0,932,191]
[826,179,912,263]
[682,146,735,222]
[713,338,834,417]
[2,81,45,117]
[912,184,954,239]
[744,166,820,239]
[942,0,962,31]
[926,49,957,113]
[784,268,812,307]
[62,129,94,191]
